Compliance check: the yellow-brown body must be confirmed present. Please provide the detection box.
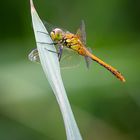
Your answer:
[62,33,125,82]
[50,28,125,82]
[62,33,87,55]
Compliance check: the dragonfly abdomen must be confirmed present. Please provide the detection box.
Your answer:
[86,50,125,82]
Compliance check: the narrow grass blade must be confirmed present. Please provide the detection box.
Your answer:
[30,0,83,140]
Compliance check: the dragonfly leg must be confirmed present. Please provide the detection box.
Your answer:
[58,45,63,61]
[37,31,49,35]
[44,45,63,61]
[44,48,58,54]
[37,42,57,45]
[37,42,63,61]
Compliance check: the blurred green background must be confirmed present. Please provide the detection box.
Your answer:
[0,0,140,140]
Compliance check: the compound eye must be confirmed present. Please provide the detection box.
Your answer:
[50,31,55,40]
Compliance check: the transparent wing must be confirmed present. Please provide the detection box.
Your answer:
[84,48,93,68]
[28,48,40,63]
[43,21,70,34]
[60,48,82,69]
[43,21,58,33]
[76,20,86,45]
[76,20,93,68]
[28,47,82,69]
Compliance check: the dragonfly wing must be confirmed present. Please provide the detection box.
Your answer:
[76,20,86,45]
[28,48,40,63]
[84,47,93,68]
[84,56,91,69]
[28,47,81,69]
[60,48,82,69]
[76,20,94,68]
[43,21,58,33]
[44,21,70,34]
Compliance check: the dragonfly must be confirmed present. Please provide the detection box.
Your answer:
[29,20,125,82]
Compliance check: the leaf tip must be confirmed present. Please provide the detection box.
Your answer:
[30,0,35,12]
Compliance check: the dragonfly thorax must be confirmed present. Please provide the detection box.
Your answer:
[50,28,64,42]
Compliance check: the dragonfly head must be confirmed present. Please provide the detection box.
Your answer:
[50,28,64,42]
